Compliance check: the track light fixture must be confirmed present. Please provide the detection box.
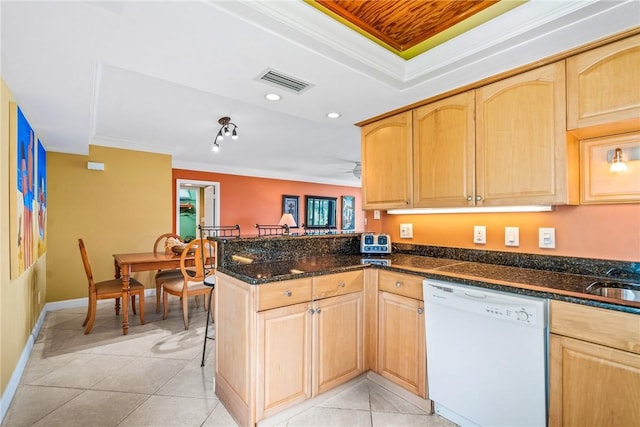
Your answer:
[213,116,238,152]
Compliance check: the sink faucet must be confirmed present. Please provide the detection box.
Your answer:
[606,267,640,281]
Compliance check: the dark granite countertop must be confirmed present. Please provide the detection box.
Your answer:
[217,253,640,315]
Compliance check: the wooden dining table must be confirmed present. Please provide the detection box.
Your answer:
[113,251,192,335]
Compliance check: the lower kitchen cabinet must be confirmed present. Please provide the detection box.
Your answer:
[377,270,427,398]
[313,292,364,395]
[216,271,363,426]
[257,302,312,420]
[549,300,640,426]
[257,290,363,420]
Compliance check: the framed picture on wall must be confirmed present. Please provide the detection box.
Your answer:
[282,195,299,228]
[341,196,355,231]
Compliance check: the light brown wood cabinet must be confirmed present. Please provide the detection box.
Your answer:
[580,131,640,204]
[413,91,475,207]
[362,61,578,209]
[216,271,363,426]
[313,291,364,395]
[361,111,413,209]
[476,61,577,205]
[256,291,363,419]
[257,301,312,420]
[567,34,640,136]
[376,270,427,398]
[549,300,640,427]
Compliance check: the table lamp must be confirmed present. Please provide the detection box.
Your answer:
[278,213,297,235]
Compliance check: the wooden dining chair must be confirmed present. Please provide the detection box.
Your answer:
[153,233,184,313]
[78,238,145,334]
[162,238,215,329]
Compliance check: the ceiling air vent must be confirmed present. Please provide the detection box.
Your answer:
[256,69,314,94]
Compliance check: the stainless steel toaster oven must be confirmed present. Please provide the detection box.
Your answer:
[360,233,392,254]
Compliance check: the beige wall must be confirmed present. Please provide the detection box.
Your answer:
[47,146,172,302]
[1,80,47,396]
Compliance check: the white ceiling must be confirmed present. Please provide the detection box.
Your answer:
[1,0,638,186]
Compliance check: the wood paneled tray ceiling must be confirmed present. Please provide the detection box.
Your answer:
[307,0,526,59]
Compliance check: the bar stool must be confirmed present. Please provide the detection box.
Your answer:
[200,273,215,367]
[199,225,217,367]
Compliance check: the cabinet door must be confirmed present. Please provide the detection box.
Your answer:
[580,132,640,204]
[567,34,640,132]
[476,62,575,205]
[413,91,476,207]
[313,292,364,395]
[361,111,413,209]
[378,291,426,398]
[549,334,640,427]
[256,302,312,420]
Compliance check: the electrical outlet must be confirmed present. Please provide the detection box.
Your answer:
[539,227,556,249]
[505,227,520,247]
[373,210,381,220]
[474,225,486,244]
[400,223,413,238]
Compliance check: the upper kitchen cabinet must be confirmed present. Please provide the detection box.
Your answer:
[413,91,476,207]
[361,111,413,209]
[476,62,578,206]
[567,34,640,137]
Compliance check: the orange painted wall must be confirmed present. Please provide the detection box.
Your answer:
[368,204,640,261]
[172,169,363,235]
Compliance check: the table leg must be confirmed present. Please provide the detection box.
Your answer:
[120,263,131,335]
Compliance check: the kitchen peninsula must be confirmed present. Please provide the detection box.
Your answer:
[212,234,640,427]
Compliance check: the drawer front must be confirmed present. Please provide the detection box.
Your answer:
[550,300,640,354]
[378,270,423,300]
[313,270,363,300]
[256,278,313,311]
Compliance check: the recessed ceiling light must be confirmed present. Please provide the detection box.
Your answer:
[265,93,281,101]
[327,112,341,119]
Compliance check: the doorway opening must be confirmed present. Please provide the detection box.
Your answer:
[175,179,220,241]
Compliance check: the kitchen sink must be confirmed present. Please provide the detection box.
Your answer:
[586,281,640,302]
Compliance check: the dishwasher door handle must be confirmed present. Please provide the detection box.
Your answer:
[463,291,487,299]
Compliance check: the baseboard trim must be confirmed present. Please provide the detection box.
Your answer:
[0,306,47,424]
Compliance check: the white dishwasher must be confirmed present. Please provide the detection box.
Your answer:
[423,279,548,427]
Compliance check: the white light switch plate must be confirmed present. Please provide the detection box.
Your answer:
[400,223,413,238]
[505,227,519,247]
[373,210,381,220]
[539,227,556,249]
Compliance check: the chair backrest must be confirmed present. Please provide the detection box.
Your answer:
[153,233,184,255]
[255,224,286,236]
[179,239,215,282]
[199,225,241,239]
[78,238,96,293]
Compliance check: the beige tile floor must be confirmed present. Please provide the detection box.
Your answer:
[2,296,456,427]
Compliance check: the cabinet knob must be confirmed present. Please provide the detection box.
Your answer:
[284,290,292,297]
[417,308,424,314]
[315,308,321,314]
[395,281,402,288]
[476,196,482,201]
[338,282,345,288]
[467,196,473,201]
[308,309,315,315]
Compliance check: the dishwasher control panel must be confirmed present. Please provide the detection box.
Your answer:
[423,280,547,328]
[483,305,537,325]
